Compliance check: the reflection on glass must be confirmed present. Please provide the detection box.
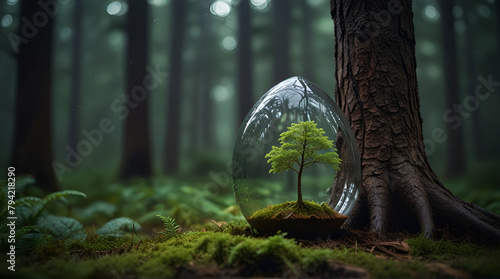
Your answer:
[232,77,361,222]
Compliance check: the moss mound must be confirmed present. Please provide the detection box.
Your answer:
[247,201,347,239]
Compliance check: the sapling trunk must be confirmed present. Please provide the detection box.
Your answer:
[296,141,306,207]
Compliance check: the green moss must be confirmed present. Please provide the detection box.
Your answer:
[407,234,483,259]
[407,234,500,277]
[8,230,499,278]
[451,249,500,278]
[69,237,129,252]
[249,200,341,219]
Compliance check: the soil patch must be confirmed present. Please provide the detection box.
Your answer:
[247,201,347,239]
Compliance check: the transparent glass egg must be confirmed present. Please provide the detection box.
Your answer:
[232,77,361,237]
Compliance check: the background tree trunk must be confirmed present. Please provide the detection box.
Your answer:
[237,0,254,125]
[164,0,186,173]
[496,0,500,52]
[462,2,483,160]
[200,0,214,149]
[11,0,59,192]
[68,0,83,151]
[272,0,291,83]
[330,0,500,242]
[301,0,313,80]
[119,0,152,180]
[440,0,466,178]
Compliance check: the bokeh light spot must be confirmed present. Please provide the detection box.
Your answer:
[210,1,231,17]
[1,14,13,28]
[222,36,237,51]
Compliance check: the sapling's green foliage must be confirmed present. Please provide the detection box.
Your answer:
[157,215,180,237]
[265,121,341,204]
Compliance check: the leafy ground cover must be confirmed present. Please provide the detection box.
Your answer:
[1,174,500,278]
[2,224,500,278]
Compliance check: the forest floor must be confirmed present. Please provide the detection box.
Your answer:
[2,224,500,278]
[2,171,500,278]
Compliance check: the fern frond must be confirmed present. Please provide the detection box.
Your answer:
[16,197,43,208]
[16,226,36,240]
[156,215,180,237]
[43,190,86,204]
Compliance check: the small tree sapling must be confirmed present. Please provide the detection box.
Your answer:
[265,121,341,208]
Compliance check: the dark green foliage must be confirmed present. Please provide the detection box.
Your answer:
[95,217,142,238]
[36,214,87,240]
[445,161,500,215]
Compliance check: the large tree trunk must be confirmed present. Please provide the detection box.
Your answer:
[440,0,466,178]
[164,0,186,173]
[119,0,152,180]
[68,0,83,151]
[237,0,254,125]
[330,0,500,242]
[11,0,59,192]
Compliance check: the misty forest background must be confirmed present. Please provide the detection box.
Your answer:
[0,0,500,227]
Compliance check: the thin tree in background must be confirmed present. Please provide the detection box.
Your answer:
[165,0,186,173]
[440,0,465,177]
[200,0,214,149]
[68,0,83,151]
[330,0,500,241]
[119,0,152,180]
[237,0,253,124]
[11,0,59,191]
[462,2,483,160]
[496,0,500,51]
[301,0,313,80]
[272,0,291,83]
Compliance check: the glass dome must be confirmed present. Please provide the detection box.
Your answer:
[232,77,361,238]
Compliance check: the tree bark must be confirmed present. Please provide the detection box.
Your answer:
[164,0,186,173]
[68,0,83,151]
[330,0,500,242]
[11,0,59,192]
[440,0,466,178]
[238,0,254,125]
[119,0,152,180]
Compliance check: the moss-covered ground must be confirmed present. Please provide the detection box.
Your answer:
[248,200,344,219]
[2,223,500,278]
[2,172,500,278]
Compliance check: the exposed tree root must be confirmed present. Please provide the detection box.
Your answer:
[343,161,500,244]
[329,0,500,245]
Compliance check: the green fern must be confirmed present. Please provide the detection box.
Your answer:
[156,215,180,237]
[15,190,86,225]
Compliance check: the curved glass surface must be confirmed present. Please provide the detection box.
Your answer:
[232,77,361,222]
